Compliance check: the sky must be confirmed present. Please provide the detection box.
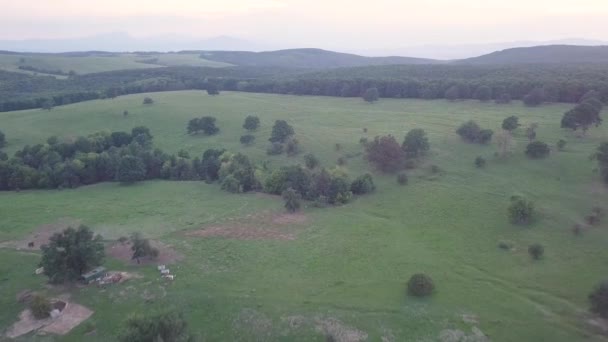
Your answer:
[1,0,607,50]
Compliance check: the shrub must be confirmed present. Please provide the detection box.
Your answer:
[282,188,301,213]
[286,138,301,156]
[508,196,535,225]
[266,142,284,155]
[528,243,544,260]
[142,97,154,105]
[240,134,255,146]
[397,173,408,185]
[123,110,129,117]
[118,310,194,342]
[557,139,567,151]
[177,149,190,159]
[477,129,494,144]
[30,294,52,319]
[363,128,368,133]
[337,157,346,166]
[572,224,584,236]
[359,137,368,145]
[221,175,242,193]
[475,156,486,168]
[365,135,405,172]
[502,116,520,131]
[407,273,435,297]
[589,281,608,318]
[304,153,320,169]
[187,116,219,135]
[430,165,441,174]
[456,120,480,142]
[350,174,375,194]
[498,241,513,250]
[335,143,342,151]
[525,141,550,159]
[362,87,379,103]
[402,128,430,158]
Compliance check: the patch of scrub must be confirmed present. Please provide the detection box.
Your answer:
[106,240,182,265]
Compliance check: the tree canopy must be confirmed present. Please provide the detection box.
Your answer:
[243,115,260,131]
[40,225,104,283]
[362,87,379,103]
[0,130,5,148]
[269,120,294,143]
[187,116,220,135]
[502,116,520,131]
[366,135,405,172]
[402,128,430,159]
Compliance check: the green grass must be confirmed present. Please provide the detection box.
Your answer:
[1,92,608,341]
[0,53,229,76]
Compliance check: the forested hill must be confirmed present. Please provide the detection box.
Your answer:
[198,48,439,68]
[459,45,608,64]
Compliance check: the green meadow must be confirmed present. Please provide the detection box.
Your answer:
[1,91,607,341]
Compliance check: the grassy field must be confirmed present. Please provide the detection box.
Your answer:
[0,53,229,76]
[1,91,608,341]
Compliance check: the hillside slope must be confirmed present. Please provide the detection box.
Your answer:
[458,45,608,64]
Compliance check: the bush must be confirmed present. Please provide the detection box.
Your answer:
[407,273,435,297]
[221,175,242,193]
[525,141,550,159]
[304,153,320,169]
[335,143,342,151]
[363,87,379,103]
[502,116,520,131]
[589,281,608,318]
[365,135,405,172]
[359,137,368,145]
[267,142,284,155]
[30,294,52,319]
[477,129,494,144]
[475,156,486,168]
[0,130,5,148]
[282,188,301,213]
[240,134,255,146]
[508,196,535,225]
[528,243,544,260]
[397,173,408,185]
[118,310,194,342]
[286,138,301,156]
[187,116,219,135]
[350,174,375,194]
[402,128,430,158]
[498,240,513,250]
[142,97,154,105]
[557,139,567,151]
[337,157,346,166]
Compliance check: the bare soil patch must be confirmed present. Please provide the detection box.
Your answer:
[232,308,273,340]
[272,213,307,225]
[5,300,92,338]
[314,317,368,342]
[106,240,182,265]
[186,225,295,241]
[0,217,80,250]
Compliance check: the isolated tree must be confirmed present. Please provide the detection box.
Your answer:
[557,139,567,151]
[561,100,603,134]
[444,85,459,101]
[525,123,538,141]
[593,142,608,184]
[589,281,608,318]
[240,134,255,146]
[528,243,544,260]
[502,116,520,132]
[525,141,550,159]
[187,117,219,135]
[40,225,104,283]
[508,196,535,225]
[350,174,375,194]
[474,85,492,102]
[304,153,320,169]
[0,130,5,148]
[475,156,486,168]
[477,129,494,144]
[397,172,408,185]
[30,294,52,319]
[407,273,435,297]
[118,310,195,342]
[243,115,260,131]
[282,188,301,213]
[456,120,481,142]
[206,83,220,95]
[116,155,146,183]
[523,88,545,107]
[123,110,129,117]
[362,87,379,103]
[143,97,154,105]
[130,232,159,264]
[495,130,515,158]
[269,120,294,143]
[402,129,430,158]
[366,135,405,172]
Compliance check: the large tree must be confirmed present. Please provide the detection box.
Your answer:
[243,115,260,131]
[187,117,219,135]
[269,120,294,143]
[402,128,430,158]
[40,225,104,283]
[561,99,603,134]
[130,232,159,264]
[366,135,405,172]
[502,116,520,132]
[362,87,379,103]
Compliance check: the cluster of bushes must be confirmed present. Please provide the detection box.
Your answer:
[561,90,604,133]
[365,129,430,172]
[187,116,219,135]
[456,121,494,144]
[266,120,301,156]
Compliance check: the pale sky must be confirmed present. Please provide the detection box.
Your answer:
[1,0,607,48]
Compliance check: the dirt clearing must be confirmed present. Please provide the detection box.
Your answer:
[185,211,309,241]
[106,240,182,265]
[5,301,92,338]
[0,217,80,250]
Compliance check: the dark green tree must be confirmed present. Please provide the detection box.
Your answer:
[557,139,567,151]
[118,310,196,342]
[240,134,255,146]
[523,88,545,107]
[525,141,550,159]
[116,155,146,183]
[362,87,379,103]
[269,120,294,143]
[350,174,375,194]
[502,116,520,132]
[407,273,435,297]
[593,142,608,184]
[0,130,5,148]
[142,97,154,105]
[282,187,301,213]
[40,225,104,283]
[508,196,535,225]
[187,117,219,135]
[243,115,260,131]
[41,99,54,111]
[131,126,153,141]
[206,83,220,95]
[402,129,430,159]
[456,120,481,142]
[475,156,486,168]
[528,243,544,260]
[304,153,320,169]
[589,281,608,318]
[495,93,512,104]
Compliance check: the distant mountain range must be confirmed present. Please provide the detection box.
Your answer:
[457,45,608,64]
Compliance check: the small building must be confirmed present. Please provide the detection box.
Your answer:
[80,267,107,284]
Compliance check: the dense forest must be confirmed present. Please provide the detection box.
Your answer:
[1,63,607,112]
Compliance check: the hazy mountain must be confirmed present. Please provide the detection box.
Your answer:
[199,48,438,68]
[355,38,608,60]
[458,45,608,64]
[0,32,269,53]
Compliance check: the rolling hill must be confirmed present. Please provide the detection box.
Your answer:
[199,48,438,68]
[459,45,608,64]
